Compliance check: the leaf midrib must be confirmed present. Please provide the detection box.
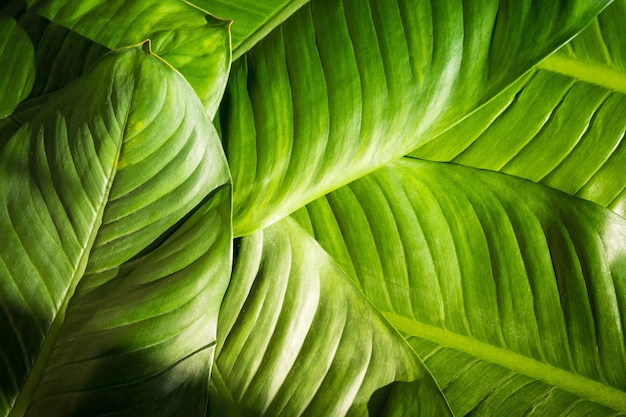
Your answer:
[384,311,626,412]
[8,88,129,417]
[537,53,626,95]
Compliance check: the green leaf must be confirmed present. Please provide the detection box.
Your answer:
[189,0,310,59]
[410,0,626,217]
[0,14,110,149]
[213,217,452,416]
[0,16,35,118]
[219,0,612,236]
[32,0,232,117]
[0,43,232,416]
[293,157,626,415]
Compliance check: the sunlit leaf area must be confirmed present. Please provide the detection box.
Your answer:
[1,0,625,415]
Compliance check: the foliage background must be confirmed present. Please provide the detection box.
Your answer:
[0,0,625,415]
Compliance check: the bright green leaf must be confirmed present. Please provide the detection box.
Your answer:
[32,0,232,117]
[411,0,626,217]
[213,217,452,416]
[220,0,612,236]
[294,157,626,415]
[0,44,232,416]
[189,0,309,60]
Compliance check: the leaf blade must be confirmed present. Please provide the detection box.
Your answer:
[0,16,35,118]
[410,0,626,217]
[214,217,452,416]
[293,157,626,414]
[32,0,232,117]
[0,43,232,416]
[220,0,613,235]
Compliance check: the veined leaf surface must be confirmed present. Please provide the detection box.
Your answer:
[411,0,626,217]
[32,0,232,117]
[214,217,452,416]
[219,0,612,235]
[0,16,35,118]
[0,44,232,416]
[189,0,309,59]
[292,157,626,415]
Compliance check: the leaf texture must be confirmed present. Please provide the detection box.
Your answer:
[0,16,35,118]
[32,0,232,117]
[213,217,452,416]
[292,157,626,415]
[219,0,612,236]
[189,0,310,59]
[411,0,626,217]
[0,44,231,416]
[0,14,109,149]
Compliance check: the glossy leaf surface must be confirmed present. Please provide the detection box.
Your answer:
[189,0,309,59]
[32,0,232,117]
[411,0,626,217]
[293,157,626,415]
[214,217,451,416]
[220,0,611,235]
[0,44,231,416]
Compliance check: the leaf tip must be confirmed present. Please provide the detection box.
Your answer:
[141,39,152,54]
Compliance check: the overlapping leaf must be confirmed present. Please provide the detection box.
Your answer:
[0,15,109,148]
[219,0,611,235]
[292,157,626,415]
[31,0,231,117]
[0,44,231,416]
[0,16,35,118]
[213,217,451,416]
[189,0,309,59]
[411,0,626,217]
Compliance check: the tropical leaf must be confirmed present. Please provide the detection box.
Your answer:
[31,0,232,117]
[0,43,231,416]
[213,217,451,416]
[189,0,309,59]
[0,14,109,148]
[0,16,35,118]
[292,157,626,415]
[410,0,626,217]
[219,0,612,236]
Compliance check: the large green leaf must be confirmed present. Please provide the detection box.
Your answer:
[32,0,232,117]
[219,0,612,236]
[411,0,626,217]
[0,44,231,416]
[292,157,626,415]
[213,217,451,416]
[0,16,35,118]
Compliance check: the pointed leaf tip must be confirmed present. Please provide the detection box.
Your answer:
[141,39,152,54]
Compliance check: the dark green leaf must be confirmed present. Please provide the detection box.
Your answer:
[0,16,35,118]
